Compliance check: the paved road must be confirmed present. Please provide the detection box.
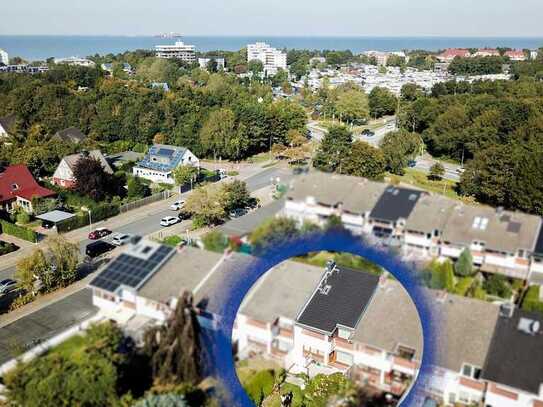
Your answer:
[413,155,462,182]
[0,166,292,282]
[0,288,97,364]
[308,118,397,147]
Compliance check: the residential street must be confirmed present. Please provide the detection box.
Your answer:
[0,165,293,281]
[413,154,462,182]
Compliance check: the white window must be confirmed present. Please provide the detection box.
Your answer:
[336,351,354,366]
[337,328,352,340]
[472,217,489,230]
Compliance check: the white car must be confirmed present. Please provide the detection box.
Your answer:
[170,200,185,211]
[160,216,179,227]
[111,233,132,246]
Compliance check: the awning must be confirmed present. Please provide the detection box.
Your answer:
[36,210,76,224]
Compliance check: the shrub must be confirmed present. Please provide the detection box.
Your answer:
[243,369,275,405]
[484,274,513,299]
[453,277,475,296]
[522,286,543,314]
[201,231,228,253]
[454,249,474,277]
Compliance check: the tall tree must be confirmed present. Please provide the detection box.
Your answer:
[73,155,112,201]
[313,125,353,173]
[341,141,386,180]
[368,87,398,118]
[143,292,201,385]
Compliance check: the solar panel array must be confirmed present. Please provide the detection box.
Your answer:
[90,245,174,293]
[137,145,186,172]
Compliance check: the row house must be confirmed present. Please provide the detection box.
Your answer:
[283,172,387,235]
[88,239,543,406]
[284,172,543,282]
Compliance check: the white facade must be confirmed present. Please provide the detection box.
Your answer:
[132,148,199,185]
[54,57,96,67]
[155,41,196,63]
[0,49,8,65]
[247,42,287,76]
[198,57,225,71]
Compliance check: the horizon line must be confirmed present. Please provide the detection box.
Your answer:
[1,34,543,39]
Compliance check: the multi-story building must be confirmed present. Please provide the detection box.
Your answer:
[88,237,543,406]
[0,49,8,65]
[505,50,527,61]
[247,42,287,75]
[474,48,500,57]
[437,48,471,62]
[155,41,196,63]
[54,57,96,67]
[283,172,543,282]
[132,144,199,185]
[198,57,225,71]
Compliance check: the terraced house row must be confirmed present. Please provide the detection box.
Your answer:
[88,238,543,407]
[282,172,543,284]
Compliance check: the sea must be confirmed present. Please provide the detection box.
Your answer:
[1,35,542,62]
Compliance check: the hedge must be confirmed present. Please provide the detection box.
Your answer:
[0,220,38,243]
[57,203,120,233]
[522,286,543,314]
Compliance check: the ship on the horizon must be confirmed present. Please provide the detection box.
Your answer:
[155,32,183,39]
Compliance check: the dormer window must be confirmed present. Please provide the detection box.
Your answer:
[461,363,482,380]
[472,217,489,231]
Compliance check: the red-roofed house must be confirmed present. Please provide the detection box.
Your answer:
[437,48,471,62]
[0,165,56,213]
[505,50,527,61]
[475,48,500,57]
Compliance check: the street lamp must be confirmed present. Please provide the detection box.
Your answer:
[82,206,92,233]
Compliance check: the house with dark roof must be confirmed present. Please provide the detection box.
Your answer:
[0,165,56,213]
[52,150,113,189]
[132,144,199,184]
[368,186,424,242]
[52,127,87,144]
[483,309,543,407]
[0,115,16,138]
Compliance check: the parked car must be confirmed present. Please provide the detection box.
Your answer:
[456,167,465,174]
[88,227,112,240]
[86,240,116,258]
[217,169,228,179]
[0,279,18,295]
[362,129,375,137]
[407,160,417,168]
[111,233,132,246]
[229,208,248,219]
[170,200,185,211]
[178,210,191,221]
[160,216,180,227]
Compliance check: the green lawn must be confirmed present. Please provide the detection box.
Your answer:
[161,235,184,247]
[294,251,382,275]
[387,169,464,201]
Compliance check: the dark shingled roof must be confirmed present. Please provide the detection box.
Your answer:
[482,310,543,395]
[370,186,423,223]
[296,267,379,334]
[54,127,87,143]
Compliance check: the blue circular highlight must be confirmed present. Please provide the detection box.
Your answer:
[200,229,437,406]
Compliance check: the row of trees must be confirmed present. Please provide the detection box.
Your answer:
[0,59,307,174]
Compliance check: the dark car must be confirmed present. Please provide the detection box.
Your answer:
[407,160,417,168]
[88,227,112,240]
[362,129,375,137]
[85,240,115,258]
[178,210,191,221]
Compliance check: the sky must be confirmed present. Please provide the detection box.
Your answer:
[2,0,543,37]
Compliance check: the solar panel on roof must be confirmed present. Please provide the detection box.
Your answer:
[157,148,174,157]
[89,246,174,293]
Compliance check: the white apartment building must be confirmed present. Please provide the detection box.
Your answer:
[54,57,96,67]
[247,42,287,76]
[155,41,196,63]
[0,49,9,65]
[198,57,225,71]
